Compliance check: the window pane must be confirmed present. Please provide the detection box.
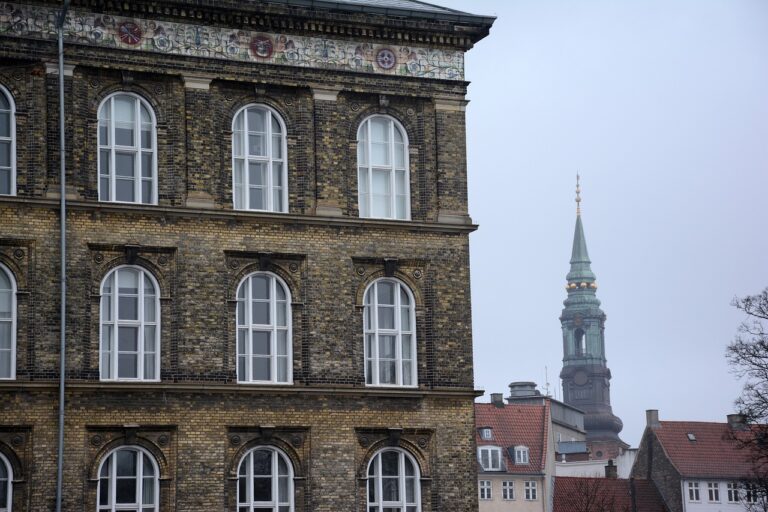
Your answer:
[118,327,138,352]
[119,296,138,320]
[377,282,395,305]
[0,141,10,167]
[115,478,137,503]
[277,330,288,355]
[116,179,135,202]
[249,186,265,210]
[252,331,270,355]
[402,360,412,386]
[99,177,110,201]
[118,353,138,378]
[116,153,135,177]
[401,306,411,331]
[252,302,269,325]
[142,477,155,504]
[249,162,266,186]
[395,142,406,169]
[101,326,112,379]
[0,94,8,110]
[379,336,396,359]
[252,450,272,475]
[248,109,266,133]
[99,150,110,176]
[371,118,390,142]
[118,269,139,293]
[378,306,394,329]
[249,134,265,156]
[234,159,244,209]
[253,477,271,501]
[276,301,286,327]
[141,180,152,204]
[272,135,282,159]
[115,125,134,146]
[0,112,9,138]
[143,353,155,380]
[99,121,109,145]
[406,477,415,502]
[237,330,246,354]
[382,477,399,501]
[371,142,389,166]
[144,326,155,352]
[141,127,152,149]
[279,475,289,502]
[99,477,109,504]
[0,323,10,348]
[277,355,288,382]
[144,296,155,322]
[0,168,9,195]
[0,350,11,378]
[0,289,10,317]
[253,357,270,380]
[251,276,269,300]
[116,450,137,476]
[114,96,135,123]
[141,153,152,178]
[379,360,396,384]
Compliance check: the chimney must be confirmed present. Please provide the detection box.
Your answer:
[507,381,541,399]
[727,413,747,430]
[604,459,618,479]
[490,393,504,408]
[646,409,660,429]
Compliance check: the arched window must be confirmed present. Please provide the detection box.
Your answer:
[98,93,157,204]
[232,105,288,212]
[97,446,159,512]
[0,86,15,196]
[0,452,11,512]
[100,266,160,381]
[357,115,409,220]
[236,272,292,384]
[237,446,293,512]
[574,328,586,356]
[367,448,421,512]
[0,264,16,380]
[363,278,416,387]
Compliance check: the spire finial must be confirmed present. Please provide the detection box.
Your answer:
[575,172,581,215]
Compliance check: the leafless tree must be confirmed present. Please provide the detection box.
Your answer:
[566,478,631,512]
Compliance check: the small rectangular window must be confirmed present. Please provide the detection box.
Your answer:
[479,480,492,500]
[688,481,700,502]
[727,482,739,503]
[525,481,537,501]
[707,482,720,502]
[480,428,492,440]
[502,481,515,500]
[744,483,758,503]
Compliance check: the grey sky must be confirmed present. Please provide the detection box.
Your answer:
[436,0,768,446]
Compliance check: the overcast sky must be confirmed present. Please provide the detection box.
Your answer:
[435,0,768,446]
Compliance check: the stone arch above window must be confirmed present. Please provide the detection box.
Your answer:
[231,104,288,213]
[99,265,160,381]
[356,114,410,220]
[0,84,16,197]
[97,92,157,205]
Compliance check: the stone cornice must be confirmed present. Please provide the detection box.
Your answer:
[0,2,467,81]
[0,197,478,234]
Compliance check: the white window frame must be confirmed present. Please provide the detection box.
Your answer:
[524,481,538,501]
[366,448,421,512]
[237,446,294,512]
[99,266,161,382]
[479,480,491,500]
[363,278,417,387]
[727,482,739,503]
[688,481,700,502]
[0,452,11,512]
[236,272,292,384]
[356,115,410,220]
[96,446,159,512]
[514,445,530,464]
[502,480,515,500]
[0,85,16,197]
[0,263,16,380]
[97,92,158,205]
[707,482,720,502]
[479,428,492,440]
[231,104,288,213]
[744,483,758,504]
[478,446,502,472]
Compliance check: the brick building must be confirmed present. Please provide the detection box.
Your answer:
[0,0,493,510]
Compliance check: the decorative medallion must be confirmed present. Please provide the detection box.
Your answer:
[230,434,241,446]
[417,437,428,448]
[350,102,360,112]
[290,435,303,448]
[93,253,104,264]
[157,255,168,266]
[358,435,370,447]
[11,434,23,447]
[13,248,24,259]
[90,434,104,447]
[284,98,294,106]
[288,263,299,273]
[117,21,143,46]
[375,48,397,70]
[229,260,240,270]
[406,108,416,117]
[250,35,274,59]
[412,269,422,280]
[356,266,366,276]
[157,434,169,446]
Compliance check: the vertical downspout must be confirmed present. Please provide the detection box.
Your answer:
[55,2,70,511]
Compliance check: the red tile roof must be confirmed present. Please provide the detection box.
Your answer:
[474,402,549,474]
[553,477,668,512]
[651,421,757,479]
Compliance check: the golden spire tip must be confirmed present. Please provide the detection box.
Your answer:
[575,172,581,215]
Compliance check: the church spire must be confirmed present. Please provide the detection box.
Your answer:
[567,175,595,285]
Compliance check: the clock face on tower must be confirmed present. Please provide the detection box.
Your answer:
[574,370,589,386]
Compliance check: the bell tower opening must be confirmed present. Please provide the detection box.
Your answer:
[574,328,586,356]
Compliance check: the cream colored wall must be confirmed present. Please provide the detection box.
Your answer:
[478,475,546,512]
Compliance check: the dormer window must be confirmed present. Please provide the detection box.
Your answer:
[514,446,530,464]
[479,428,493,440]
[478,446,502,471]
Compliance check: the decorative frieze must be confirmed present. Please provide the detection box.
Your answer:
[0,2,465,80]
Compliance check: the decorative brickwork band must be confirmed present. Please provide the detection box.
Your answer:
[0,2,465,80]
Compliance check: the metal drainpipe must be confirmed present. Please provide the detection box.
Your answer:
[55,1,70,511]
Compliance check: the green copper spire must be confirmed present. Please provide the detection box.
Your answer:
[566,175,595,284]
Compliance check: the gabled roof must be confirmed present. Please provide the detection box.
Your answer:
[651,421,756,479]
[475,402,549,474]
[553,477,668,512]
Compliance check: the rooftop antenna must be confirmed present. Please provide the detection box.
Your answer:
[543,366,551,397]
[575,172,581,215]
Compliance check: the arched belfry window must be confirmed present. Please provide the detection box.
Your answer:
[574,328,586,356]
[98,92,157,204]
[97,446,159,511]
[0,452,11,511]
[236,272,292,384]
[367,448,421,512]
[100,266,160,381]
[0,85,16,196]
[232,105,288,213]
[0,263,16,380]
[237,446,294,511]
[357,115,410,220]
[363,278,416,387]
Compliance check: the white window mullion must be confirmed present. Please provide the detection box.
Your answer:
[110,454,117,512]
[112,270,119,380]
[247,278,253,382]
[266,111,273,212]
[389,121,396,217]
[367,120,373,217]
[136,452,143,506]
[110,97,116,203]
[271,277,277,383]
[372,281,379,385]
[377,454,383,512]
[399,452,406,508]
[137,270,144,380]
[394,282,402,385]
[134,99,141,202]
